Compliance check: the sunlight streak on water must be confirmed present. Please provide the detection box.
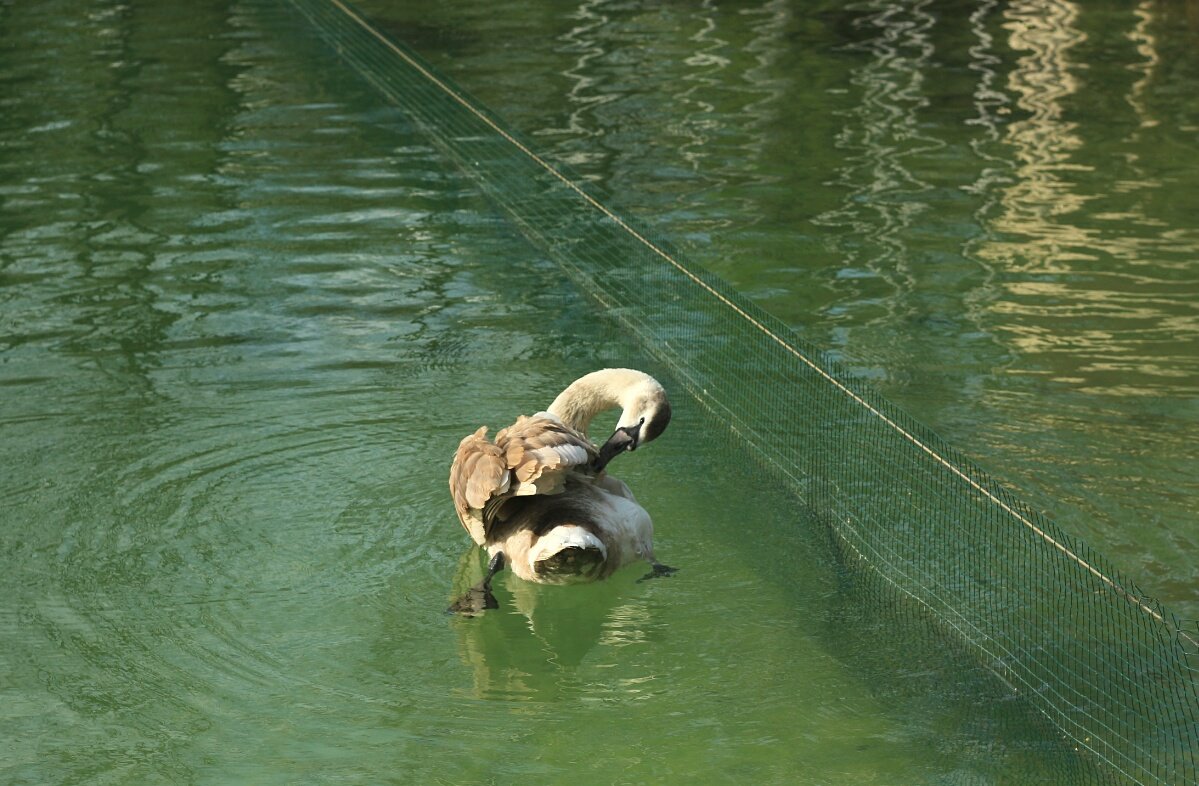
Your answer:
[975,0,1199,396]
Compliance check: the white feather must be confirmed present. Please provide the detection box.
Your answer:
[529,525,607,565]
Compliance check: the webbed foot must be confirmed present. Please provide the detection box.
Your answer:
[637,562,678,583]
[446,552,506,615]
[446,585,498,615]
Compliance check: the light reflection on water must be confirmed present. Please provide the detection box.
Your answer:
[0,0,1195,783]
[979,0,1199,397]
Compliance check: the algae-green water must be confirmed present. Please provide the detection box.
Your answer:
[2,0,1196,783]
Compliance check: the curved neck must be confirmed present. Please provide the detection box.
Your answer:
[546,368,655,436]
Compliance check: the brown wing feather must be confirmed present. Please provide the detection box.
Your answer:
[449,427,508,545]
[499,416,597,486]
[449,416,597,545]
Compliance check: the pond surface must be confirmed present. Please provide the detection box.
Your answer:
[1,0,1195,783]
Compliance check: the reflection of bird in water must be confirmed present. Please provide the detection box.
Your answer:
[448,369,674,612]
[449,548,649,701]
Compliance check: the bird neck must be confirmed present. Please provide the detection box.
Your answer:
[546,368,653,437]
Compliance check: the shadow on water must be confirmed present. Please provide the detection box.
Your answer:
[814,561,1109,784]
[689,420,1106,783]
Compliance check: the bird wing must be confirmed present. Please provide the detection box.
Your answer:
[450,427,510,545]
[498,414,597,492]
[449,416,597,544]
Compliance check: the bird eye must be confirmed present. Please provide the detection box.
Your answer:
[639,417,646,425]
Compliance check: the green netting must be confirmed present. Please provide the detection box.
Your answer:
[286,1,1199,782]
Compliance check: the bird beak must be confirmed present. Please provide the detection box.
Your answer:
[593,424,639,472]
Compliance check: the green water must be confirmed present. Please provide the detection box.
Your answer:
[1,0,1195,783]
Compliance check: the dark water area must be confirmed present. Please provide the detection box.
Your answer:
[1,0,1196,783]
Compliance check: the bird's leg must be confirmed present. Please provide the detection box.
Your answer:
[637,558,678,583]
[447,551,506,615]
[481,551,505,590]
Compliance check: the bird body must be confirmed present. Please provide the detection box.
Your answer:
[448,369,671,592]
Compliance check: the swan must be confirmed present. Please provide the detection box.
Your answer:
[448,368,673,610]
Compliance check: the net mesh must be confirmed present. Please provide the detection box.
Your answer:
[287,1,1199,782]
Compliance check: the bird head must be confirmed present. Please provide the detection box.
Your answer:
[594,389,671,472]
